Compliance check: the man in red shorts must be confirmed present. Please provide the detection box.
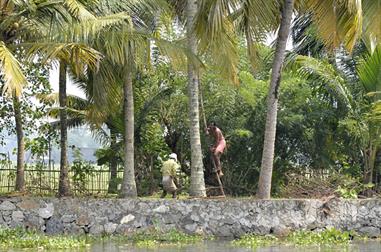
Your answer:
[206,122,226,176]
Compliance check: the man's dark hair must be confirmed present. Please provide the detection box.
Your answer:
[209,121,217,127]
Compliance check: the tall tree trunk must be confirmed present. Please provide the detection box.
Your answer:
[186,0,206,197]
[13,94,25,192]
[257,0,294,199]
[58,61,71,197]
[121,61,137,198]
[108,127,118,193]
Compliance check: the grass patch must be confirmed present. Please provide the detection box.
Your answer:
[285,228,354,246]
[233,228,355,249]
[0,228,88,249]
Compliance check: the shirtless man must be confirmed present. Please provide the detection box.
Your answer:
[206,122,226,176]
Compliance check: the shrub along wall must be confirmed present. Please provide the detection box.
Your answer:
[0,197,380,238]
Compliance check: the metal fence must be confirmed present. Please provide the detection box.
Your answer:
[0,166,124,195]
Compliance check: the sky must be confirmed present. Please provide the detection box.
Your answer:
[49,64,86,99]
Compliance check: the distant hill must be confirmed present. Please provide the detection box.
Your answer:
[0,127,102,164]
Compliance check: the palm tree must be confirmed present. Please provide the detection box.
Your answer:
[30,0,128,196]
[86,0,197,197]
[169,0,241,196]
[12,93,25,191]
[58,61,70,196]
[121,45,138,197]
[193,0,279,198]
[356,46,381,184]
[186,0,206,197]
[256,0,295,199]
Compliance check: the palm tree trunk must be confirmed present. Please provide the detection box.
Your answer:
[108,127,118,193]
[364,145,377,184]
[13,93,25,192]
[186,0,206,197]
[121,61,137,198]
[257,0,294,199]
[58,61,71,197]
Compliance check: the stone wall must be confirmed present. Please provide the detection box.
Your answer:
[0,197,380,237]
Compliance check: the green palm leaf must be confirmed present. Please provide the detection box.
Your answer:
[63,0,96,20]
[294,55,353,108]
[363,0,381,50]
[357,45,381,100]
[26,42,103,74]
[0,41,27,96]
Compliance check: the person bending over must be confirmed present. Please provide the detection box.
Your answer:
[160,153,180,198]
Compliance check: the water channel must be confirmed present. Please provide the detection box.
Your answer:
[97,240,381,252]
[5,241,381,252]
[8,240,380,252]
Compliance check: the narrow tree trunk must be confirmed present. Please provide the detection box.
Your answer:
[257,0,294,199]
[13,94,25,192]
[364,145,377,184]
[121,61,137,198]
[58,61,71,197]
[108,127,118,193]
[186,0,206,197]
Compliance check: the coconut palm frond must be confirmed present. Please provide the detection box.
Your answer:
[135,86,173,143]
[236,0,279,36]
[63,0,96,20]
[0,41,27,96]
[26,42,103,74]
[306,0,362,52]
[155,38,202,72]
[194,0,241,84]
[36,92,60,105]
[291,14,326,57]
[88,124,111,146]
[362,0,381,51]
[48,106,86,118]
[50,117,86,129]
[357,45,381,99]
[294,55,353,108]
[57,12,133,43]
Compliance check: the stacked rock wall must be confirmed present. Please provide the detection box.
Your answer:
[0,197,380,237]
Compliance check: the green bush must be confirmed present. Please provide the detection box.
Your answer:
[285,228,353,246]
